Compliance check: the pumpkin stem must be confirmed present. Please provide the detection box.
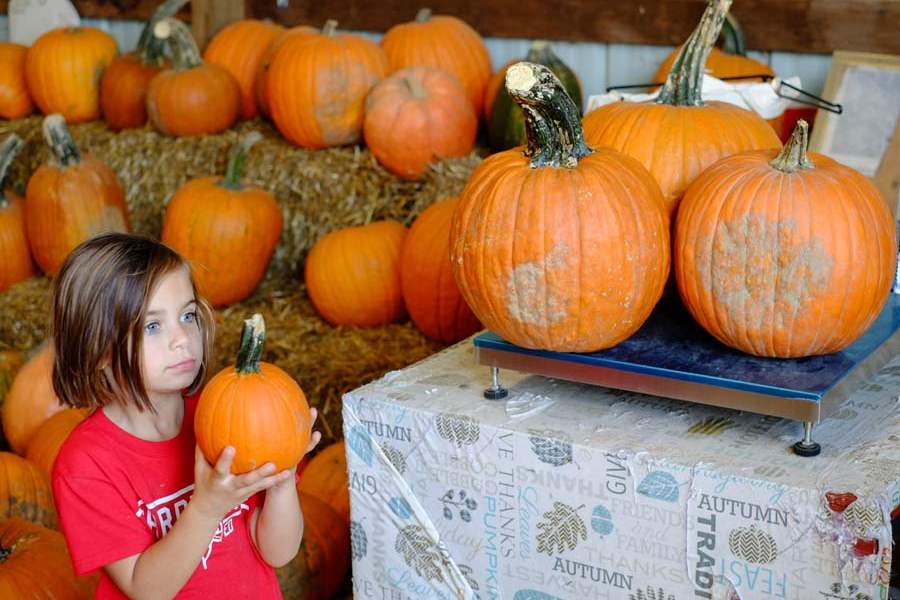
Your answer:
[0,134,24,197]
[721,12,747,56]
[505,61,591,169]
[236,313,266,375]
[657,0,732,107]
[223,132,263,189]
[154,17,202,70]
[42,114,81,168]
[322,19,338,36]
[770,120,815,173]
[136,0,189,64]
[404,75,428,100]
[415,8,432,22]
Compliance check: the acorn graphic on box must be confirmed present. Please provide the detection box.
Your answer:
[529,429,573,467]
[728,525,778,564]
[434,413,480,447]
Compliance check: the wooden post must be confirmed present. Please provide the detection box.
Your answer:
[874,118,900,221]
[191,0,245,50]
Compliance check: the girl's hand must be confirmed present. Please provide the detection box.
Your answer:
[191,446,291,521]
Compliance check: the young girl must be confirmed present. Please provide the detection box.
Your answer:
[50,232,320,599]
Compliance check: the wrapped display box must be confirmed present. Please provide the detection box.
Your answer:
[343,342,900,600]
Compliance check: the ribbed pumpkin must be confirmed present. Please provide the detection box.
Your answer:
[450,63,669,352]
[0,452,57,528]
[675,121,897,358]
[25,26,118,123]
[99,0,186,130]
[203,19,284,120]
[3,345,65,455]
[0,351,24,450]
[276,492,350,600]
[269,20,388,149]
[483,59,518,121]
[25,408,88,481]
[146,18,240,136]
[255,26,317,119]
[25,114,129,276]
[401,197,480,343]
[381,8,491,115]
[363,67,477,180]
[0,43,32,119]
[0,134,34,292]
[0,518,97,599]
[305,220,408,327]
[196,314,311,474]
[161,132,282,307]
[488,41,583,152]
[297,441,349,524]
[582,0,780,218]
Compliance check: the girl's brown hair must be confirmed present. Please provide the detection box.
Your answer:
[51,233,214,412]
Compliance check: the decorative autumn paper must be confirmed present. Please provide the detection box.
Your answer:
[343,342,900,600]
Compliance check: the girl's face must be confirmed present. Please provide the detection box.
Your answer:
[140,267,204,398]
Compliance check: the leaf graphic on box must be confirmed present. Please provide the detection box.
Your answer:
[434,413,480,447]
[459,564,480,598]
[347,425,373,467]
[728,525,778,564]
[513,591,565,600]
[843,500,883,538]
[629,586,676,600]
[395,525,446,583]
[637,471,679,502]
[350,520,367,560]
[688,416,737,435]
[381,443,407,475]
[536,502,587,555]
[529,429,572,466]
[388,497,412,520]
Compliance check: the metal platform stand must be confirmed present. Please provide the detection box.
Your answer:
[474,294,900,457]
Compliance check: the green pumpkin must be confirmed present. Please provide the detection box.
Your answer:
[487,41,583,153]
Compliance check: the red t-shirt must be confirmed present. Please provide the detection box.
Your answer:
[52,393,282,599]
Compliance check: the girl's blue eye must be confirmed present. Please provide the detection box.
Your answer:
[182,311,197,323]
[144,321,160,334]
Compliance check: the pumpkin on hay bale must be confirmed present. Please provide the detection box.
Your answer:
[0,43,32,120]
[0,134,33,293]
[3,344,66,456]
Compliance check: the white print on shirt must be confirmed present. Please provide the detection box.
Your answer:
[135,484,250,569]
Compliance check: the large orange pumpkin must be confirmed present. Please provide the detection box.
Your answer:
[146,18,241,136]
[3,345,65,455]
[195,314,312,474]
[450,63,669,352]
[0,518,97,599]
[0,43,32,119]
[401,197,481,343]
[0,134,34,292]
[0,452,57,528]
[161,132,283,307]
[25,408,88,481]
[203,19,284,120]
[675,120,897,358]
[364,67,477,180]
[297,441,349,524]
[582,0,780,218]
[25,26,118,123]
[269,20,388,149]
[276,492,350,600]
[100,0,186,130]
[25,114,129,276]
[254,25,317,119]
[381,9,491,116]
[305,220,408,327]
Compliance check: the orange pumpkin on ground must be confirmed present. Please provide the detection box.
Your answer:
[25,114,129,276]
[203,19,284,120]
[2,345,65,455]
[674,121,897,358]
[269,20,388,149]
[364,67,477,180]
[297,441,349,524]
[162,132,282,307]
[195,314,312,474]
[0,43,33,119]
[25,26,118,123]
[450,62,669,352]
[146,18,240,136]
[381,9,491,116]
[255,25,317,119]
[401,197,481,343]
[305,220,408,327]
[582,0,780,219]
[0,134,33,292]
[0,452,57,528]
[25,408,89,481]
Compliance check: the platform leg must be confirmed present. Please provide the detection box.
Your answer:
[483,366,509,400]
[792,421,822,457]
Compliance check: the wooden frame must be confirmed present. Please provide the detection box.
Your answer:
[874,118,900,220]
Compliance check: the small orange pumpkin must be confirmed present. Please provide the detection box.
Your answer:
[0,134,34,292]
[364,67,477,180]
[305,220,408,327]
[255,25,318,119]
[297,441,349,524]
[25,114,129,276]
[0,43,33,119]
[146,18,241,136]
[25,26,118,123]
[162,132,282,307]
[381,9,491,116]
[195,314,312,474]
[0,452,57,528]
[675,121,897,358]
[3,345,66,455]
[25,408,89,481]
[401,197,481,343]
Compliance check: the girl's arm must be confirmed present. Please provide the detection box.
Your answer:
[104,447,290,600]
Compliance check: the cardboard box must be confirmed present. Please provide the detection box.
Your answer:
[343,342,900,600]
